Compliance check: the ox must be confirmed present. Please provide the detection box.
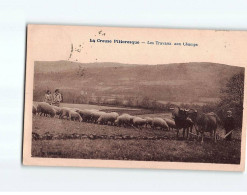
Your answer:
[170,107,194,139]
[187,109,220,143]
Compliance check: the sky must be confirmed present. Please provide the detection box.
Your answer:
[27,24,247,67]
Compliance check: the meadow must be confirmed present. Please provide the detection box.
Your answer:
[32,103,241,164]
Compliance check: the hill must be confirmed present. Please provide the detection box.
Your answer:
[34,61,135,73]
[33,61,244,105]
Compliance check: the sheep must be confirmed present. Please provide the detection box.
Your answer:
[109,112,119,120]
[59,107,71,119]
[69,110,82,122]
[89,109,99,112]
[110,112,119,117]
[115,114,134,127]
[58,107,83,122]
[32,105,37,115]
[36,102,56,118]
[90,110,106,123]
[145,117,153,128]
[51,105,62,116]
[75,109,94,122]
[163,118,177,130]
[109,112,119,125]
[68,107,79,112]
[61,106,78,112]
[133,117,147,129]
[97,112,119,125]
[152,117,169,130]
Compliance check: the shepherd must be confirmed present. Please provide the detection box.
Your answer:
[44,90,53,105]
[224,110,235,141]
[53,89,62,107]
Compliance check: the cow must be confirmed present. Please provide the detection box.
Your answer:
[170,107,194,139]
[187,109,220,143]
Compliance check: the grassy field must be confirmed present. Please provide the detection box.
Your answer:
[32,103,242,164]
[34,102,142,111]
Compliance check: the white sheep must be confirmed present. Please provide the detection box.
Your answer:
[115,114,134,127]
[97,112,119,125]
[90,110,106,123]
[51,105,62,116]
[145,117,153,128]
[163,118,177,130]
[133,117,147,129]
[59,107,71,119]
[69,110,82,122]
[152,117,169,130]
[36,102,56,118]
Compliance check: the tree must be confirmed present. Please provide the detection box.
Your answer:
[219,72,244,127]
[221,72,244,107]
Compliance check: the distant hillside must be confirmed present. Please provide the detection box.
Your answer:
[33,61,244,104]
[34,61,135,73]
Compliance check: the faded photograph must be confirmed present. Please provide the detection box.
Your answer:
[31,61,244,164]
[24,25,247,171]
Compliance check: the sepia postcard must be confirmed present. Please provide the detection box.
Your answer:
[23,24,247,171]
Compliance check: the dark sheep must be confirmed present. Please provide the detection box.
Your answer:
[32,105,37,115]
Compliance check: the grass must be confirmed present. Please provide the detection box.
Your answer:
[60,103,142,111]
[32,137,241,163]
[32,103,242,164]
[32,110,241,164]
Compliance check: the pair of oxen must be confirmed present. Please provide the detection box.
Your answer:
[170,107,221,143]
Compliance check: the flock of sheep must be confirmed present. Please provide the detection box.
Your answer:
[32,102,177,131]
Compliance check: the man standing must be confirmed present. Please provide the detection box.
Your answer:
[53,89,62,107]
[224,110,235,141]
